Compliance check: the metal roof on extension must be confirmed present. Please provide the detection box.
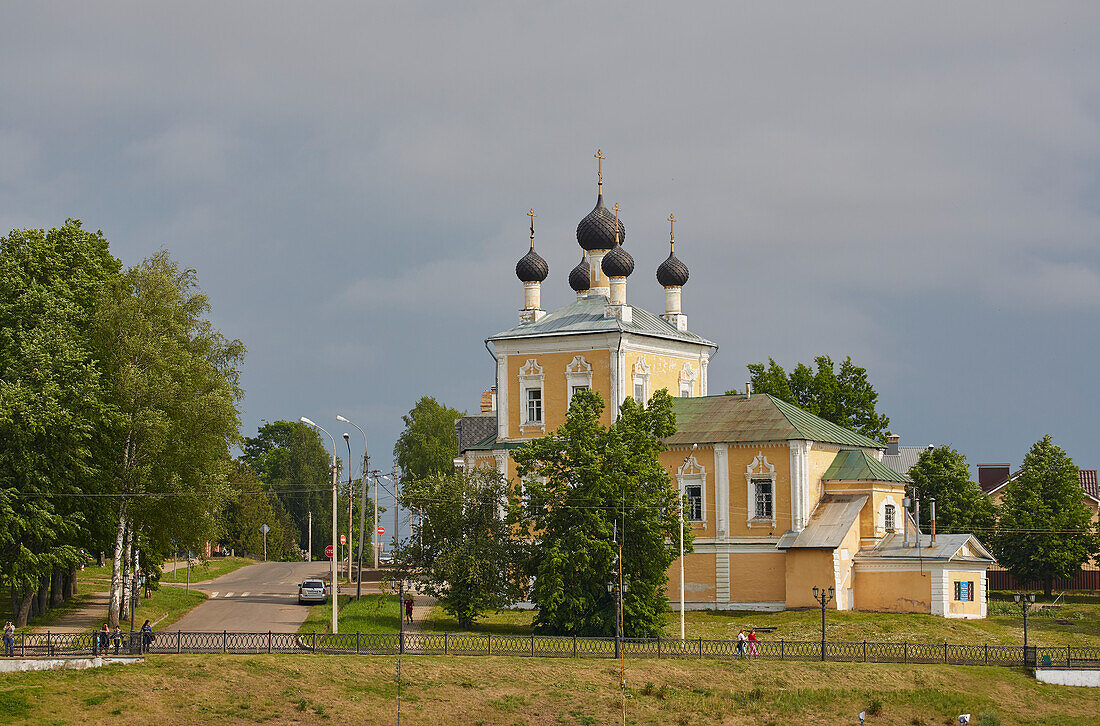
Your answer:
[823,449,910,483]
[782,494,867,549]
[487,295,716,348]
[665,394,885,449]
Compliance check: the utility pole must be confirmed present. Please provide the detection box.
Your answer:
[392,468,400,562]
[307,510,312,562]
[373,471,379,568]
[356,452,369,600]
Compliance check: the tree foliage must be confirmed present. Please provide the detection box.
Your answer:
[991,436,1099,596]
[222,463,300,561]
[512,389,689,637]
[908,446,995,536]
[397,468,521,628]
[241,420,335,553]
[737,356,890,441]
[392,397,463,484]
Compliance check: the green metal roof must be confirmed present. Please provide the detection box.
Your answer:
[463,432,526,452]
[665,394,885,449]
[822,449,910,483]
[488,295,717,348]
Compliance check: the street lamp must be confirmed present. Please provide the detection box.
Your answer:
[337,415,369,600]
[301,416,339,635]
[812,585,834,661]
[376,474,394,567]
[676,443,698,641]
[1013,591,1037,658]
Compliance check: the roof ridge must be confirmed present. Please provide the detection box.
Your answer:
[765,394,885,450]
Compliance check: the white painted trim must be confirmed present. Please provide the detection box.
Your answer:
[789,441,811,531]
[716,553,730,603]
[565,355,593,399]
[496,354,508,439]
[631,356,650,403]
[714,443,729,537]
[675,601,786,612]
[745,452,778,529]
[518,359,545,433]
[678,455,707,526]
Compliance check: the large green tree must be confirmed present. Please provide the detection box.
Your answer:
[0,221,121,624]
[512,389,689,637]
[397,467,522,628]
[737,356,890,441]
[222,463,300,561]
[991,436,1099,596]
[96,251,245,626]
[241,421,335,555]
[908,446,996,536]
[392,397,463,484]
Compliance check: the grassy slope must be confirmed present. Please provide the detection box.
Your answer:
[298,594,402,634]
[1,655,1097,725]
[422,595,1100,648]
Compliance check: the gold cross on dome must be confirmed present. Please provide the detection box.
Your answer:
[527,209,536,246]
[668,213,676,250]
[612,202,622,244]
[594,149,605,191]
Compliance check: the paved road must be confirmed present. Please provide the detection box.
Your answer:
[169,562,332,632]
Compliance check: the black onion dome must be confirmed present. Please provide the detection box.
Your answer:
[516,247,549,282]
[576,194,626,251]
[569,254,590,291]
[601,241,634,278]
[656,250,689,287]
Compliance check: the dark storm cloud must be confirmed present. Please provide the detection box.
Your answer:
[2,2,1099,485]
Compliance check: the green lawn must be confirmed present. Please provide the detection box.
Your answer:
[298,593,402,634]
[1,654,1096,725]
[162,556,256,584]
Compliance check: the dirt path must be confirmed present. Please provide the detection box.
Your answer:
[29,591,111,634]
[404,593,437,633]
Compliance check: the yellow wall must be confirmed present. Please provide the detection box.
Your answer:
[853,570,932,613]
[666,553,717,602]
[729,552,786,602]
[784,550,836,608]
[506,349,612,438]
[624,350,699,399]
[947,571,983,617]
[727,446,792,535]
[659,446,717,539]
[824,481,906,542]
[807,446,837,511]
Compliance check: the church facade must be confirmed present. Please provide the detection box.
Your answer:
[457,154,994,618]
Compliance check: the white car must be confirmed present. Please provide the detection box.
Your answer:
[297,579,328,605]
[379,552,394,566]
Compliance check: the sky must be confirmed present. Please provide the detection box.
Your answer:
[3,1,1099,513]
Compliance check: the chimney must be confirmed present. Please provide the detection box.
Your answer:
[902,495,911,546]
[480,388,496,413]
[914,498,921,547]
[929,497,936,547]
[977,463,1011,493]
[745,382,751,399]
[886,435,900,457]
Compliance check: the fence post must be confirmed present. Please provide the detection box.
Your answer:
[487,633,491,656]
[863,641,867,662]
[355,632,359,655]
[177,631,182,654]
[444,632,448,656]
[780,639,784,660]
[222,630,227,654]
[530,633,535,658]
[657,635,661,659]
[312,632,316,653]
[573,634,577,658]
[903,642,907,664]
[1067,645,1071,667]
[46,632,51,657]
[944,641,948,664]
[984,644,988,665]
[698,637,702,659]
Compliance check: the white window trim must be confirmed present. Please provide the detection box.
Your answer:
[632,356,650,403]
[879,495,899,537]
[745,452,777,529]
[565,355,593,401]
[884,503,896,534]
[679,362,696,397]
[518,359,545,432]
[678,455,707,525]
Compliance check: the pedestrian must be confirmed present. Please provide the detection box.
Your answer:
[747,629,758,658]
[736,628,747,658]
[112,626,123,654]
[99,623,110,654]
[140,620,154,654]
[404,595,414,625]
[3,620,14,657]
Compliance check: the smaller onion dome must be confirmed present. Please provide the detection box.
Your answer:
[601,240,634,278]
[576,194,626,251]
[516,246,548,282]
[569,253,590,292]
[656,250,689,287]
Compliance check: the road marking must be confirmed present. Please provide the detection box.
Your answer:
[225,592,234,598]
[242,592,250,597]
[210,592,219,598]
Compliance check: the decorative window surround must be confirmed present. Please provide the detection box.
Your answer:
[518,359,545,433]
[632,356,650,403]
[678,455,707,526]
[565,356,593,400]
[679,362,697,397]
[745,452,778,529]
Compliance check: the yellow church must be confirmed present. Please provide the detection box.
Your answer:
[455,153,994,618]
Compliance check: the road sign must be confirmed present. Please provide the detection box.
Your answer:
[340,535,346,545]
[260,524,270,534]
[324,545,334,558]
[377,526,385,536]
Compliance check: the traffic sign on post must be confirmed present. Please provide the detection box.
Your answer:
[340,535,346,546]
[377,526,385,536]
[325,544,334,558]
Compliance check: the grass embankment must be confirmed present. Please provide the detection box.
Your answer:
[422,594,1100,648]
[162,556,256,584]
[298,593,402,634]
[1,655,1097,725]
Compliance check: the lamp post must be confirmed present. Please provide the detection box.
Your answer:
[1013,591,1037,662]
[812,585,834,662]
[301,416,339,634]
[676,444,697,641]
[337,415,369,600]
[343,433,353,580]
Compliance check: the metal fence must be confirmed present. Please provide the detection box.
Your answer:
[7,630,1100,668]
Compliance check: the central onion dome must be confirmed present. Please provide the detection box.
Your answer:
[515,245,548,282]
[601,239,634,278]
[568,253,590,292]
[656,249,689,287]
[576,194,626,251]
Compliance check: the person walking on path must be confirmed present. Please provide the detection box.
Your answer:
[3,620,14,656]
[404,595,414,625]
[736,629,747,658]
[747,629,759,658]
[140,620,154,653]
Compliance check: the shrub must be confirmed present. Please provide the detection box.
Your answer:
[975,711,1001,726]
